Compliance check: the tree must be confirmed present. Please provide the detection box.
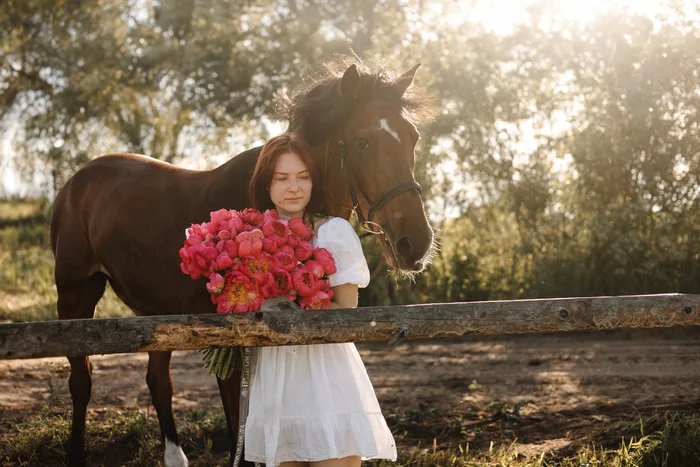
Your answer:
[0,0,418,188]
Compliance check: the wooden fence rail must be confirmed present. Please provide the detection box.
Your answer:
[1,294,699,360]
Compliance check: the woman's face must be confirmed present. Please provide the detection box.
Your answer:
[268,151,313,218]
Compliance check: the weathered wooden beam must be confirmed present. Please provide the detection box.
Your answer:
[1,294,698,360]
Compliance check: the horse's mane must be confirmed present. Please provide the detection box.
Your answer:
[275,57,433,146]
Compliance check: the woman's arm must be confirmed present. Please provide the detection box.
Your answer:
[328,283,359,309]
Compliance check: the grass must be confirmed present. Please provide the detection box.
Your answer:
[0,198,49,220]
[2,407,700,466]
[634,412,700,467]
[0,406,231,466]
[375,410,700,466]
[0,198,132,323]
[0,243,132,323]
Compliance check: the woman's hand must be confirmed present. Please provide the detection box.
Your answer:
[328,283,359,309]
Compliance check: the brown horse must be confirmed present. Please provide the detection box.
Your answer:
[50,61,434,466]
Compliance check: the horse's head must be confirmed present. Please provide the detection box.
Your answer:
[280,61,435,272]
[331,64,434,271]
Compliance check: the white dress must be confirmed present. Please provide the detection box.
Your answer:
[244,217,397,466]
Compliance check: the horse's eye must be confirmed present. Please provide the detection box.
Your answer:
[356,138,370,151]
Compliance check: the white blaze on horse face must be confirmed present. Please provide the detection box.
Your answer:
[164,438,188,467]
[379,118,401,143]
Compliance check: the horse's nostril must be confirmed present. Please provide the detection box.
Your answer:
[396,236,413,264]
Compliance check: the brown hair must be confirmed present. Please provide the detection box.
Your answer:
[249,133,328,220]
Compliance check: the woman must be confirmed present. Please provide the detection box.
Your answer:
[244,134,397,467]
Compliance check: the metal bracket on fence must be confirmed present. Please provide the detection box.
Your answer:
[388,325,408,347]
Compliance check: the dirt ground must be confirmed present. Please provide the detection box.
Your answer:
[2,326,700,459]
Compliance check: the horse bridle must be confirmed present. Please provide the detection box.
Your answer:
[326,137,422,238]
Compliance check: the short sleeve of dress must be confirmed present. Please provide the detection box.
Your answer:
[316,217,370,288]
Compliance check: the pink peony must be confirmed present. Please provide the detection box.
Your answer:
[304,259,325,280]
[313,248,337,275]
[189,223,211,238]
[287,235,299,247]
[294,241,314,262]
[262,209,279,224]
[250,243,263,258]
[262,219,289,246]
[210,208,232,224]
[236,231,250,244]
[227,214,244,234]
[291,266,321,297]
[216,239,238,258]
[318,279,334,300]
[261,237,278,254]
[206,273,225,295]
[269,269,293,297]
[240,208,264,230]
[289,217,314,240]
[249,228,264,240]
[185,233,204,247]
[179,249,201,279]
[273,251,297,272]
[180,243,218,279]
[214,270,264,313]
[180,261,203,280]
[238,239,252,257]
[205,221,218,234]
[258,276,275,298]
[299,290,332,310]
[218,230,232,240]
[213,253,234,271]
[236,230,263,257]
[278,244,295,257]
[242,253,276,286]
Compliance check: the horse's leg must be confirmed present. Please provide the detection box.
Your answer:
[217,366,256,467]
[56,273,107,467]
[146,351,189,467]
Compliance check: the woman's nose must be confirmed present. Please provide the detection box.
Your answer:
[289,178,299,191]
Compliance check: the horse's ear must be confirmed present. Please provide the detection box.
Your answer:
[340,64,361,103]
[395,63,421,97]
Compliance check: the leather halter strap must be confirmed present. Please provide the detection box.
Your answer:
[331,139,422,236]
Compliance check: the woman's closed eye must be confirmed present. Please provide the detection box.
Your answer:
[275,171,309,180]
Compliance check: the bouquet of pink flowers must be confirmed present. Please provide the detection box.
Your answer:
[179,208,337,378]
